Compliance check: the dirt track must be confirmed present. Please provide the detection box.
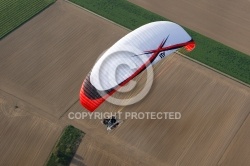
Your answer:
[0,0,250,165]
[129,0,250,55]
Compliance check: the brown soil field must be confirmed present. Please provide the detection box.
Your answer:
[129,0,250,55]
[65,54,250,166]
[0,90,62,165]
[0,0,250,165]
[0,0,126,165]
[218,114,250,166]
[0,0,127,118]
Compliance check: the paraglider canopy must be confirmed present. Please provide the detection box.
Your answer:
[80,21,196,112]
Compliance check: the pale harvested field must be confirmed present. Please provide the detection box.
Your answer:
[0,90,62,165]
[129,0,250,55]
[0,0,127,118]
[218,114,250,166]
[1,0,250,165]
[0,0,127,165]
[65,54,250,166]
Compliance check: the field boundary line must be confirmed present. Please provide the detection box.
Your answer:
[65,0,250,88]
[0,88,59,120]
[59,99,79,119]
[44,125,66,165]
[217,110,250,165]
[176,52,250,88]
[65,0,130,31]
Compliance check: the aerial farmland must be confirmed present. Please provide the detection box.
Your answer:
[0,0,249,166]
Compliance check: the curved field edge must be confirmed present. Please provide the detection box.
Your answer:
[69,0,250,85]
[46,125,85,166]
[0,0,56,39]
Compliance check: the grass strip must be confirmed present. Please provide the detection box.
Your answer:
[46,125,84,166]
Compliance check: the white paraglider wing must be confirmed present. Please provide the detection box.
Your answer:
[90,21,194,91]
[80,21,195,112]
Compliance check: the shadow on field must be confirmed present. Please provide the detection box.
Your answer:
[71,154,86,166]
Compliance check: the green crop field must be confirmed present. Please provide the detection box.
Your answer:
[0,0,55,39]
[70,0,250,85]
[46,125,84,166]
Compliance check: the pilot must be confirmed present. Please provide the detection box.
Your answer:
[110,116,116,124]
[102,118,109,126]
